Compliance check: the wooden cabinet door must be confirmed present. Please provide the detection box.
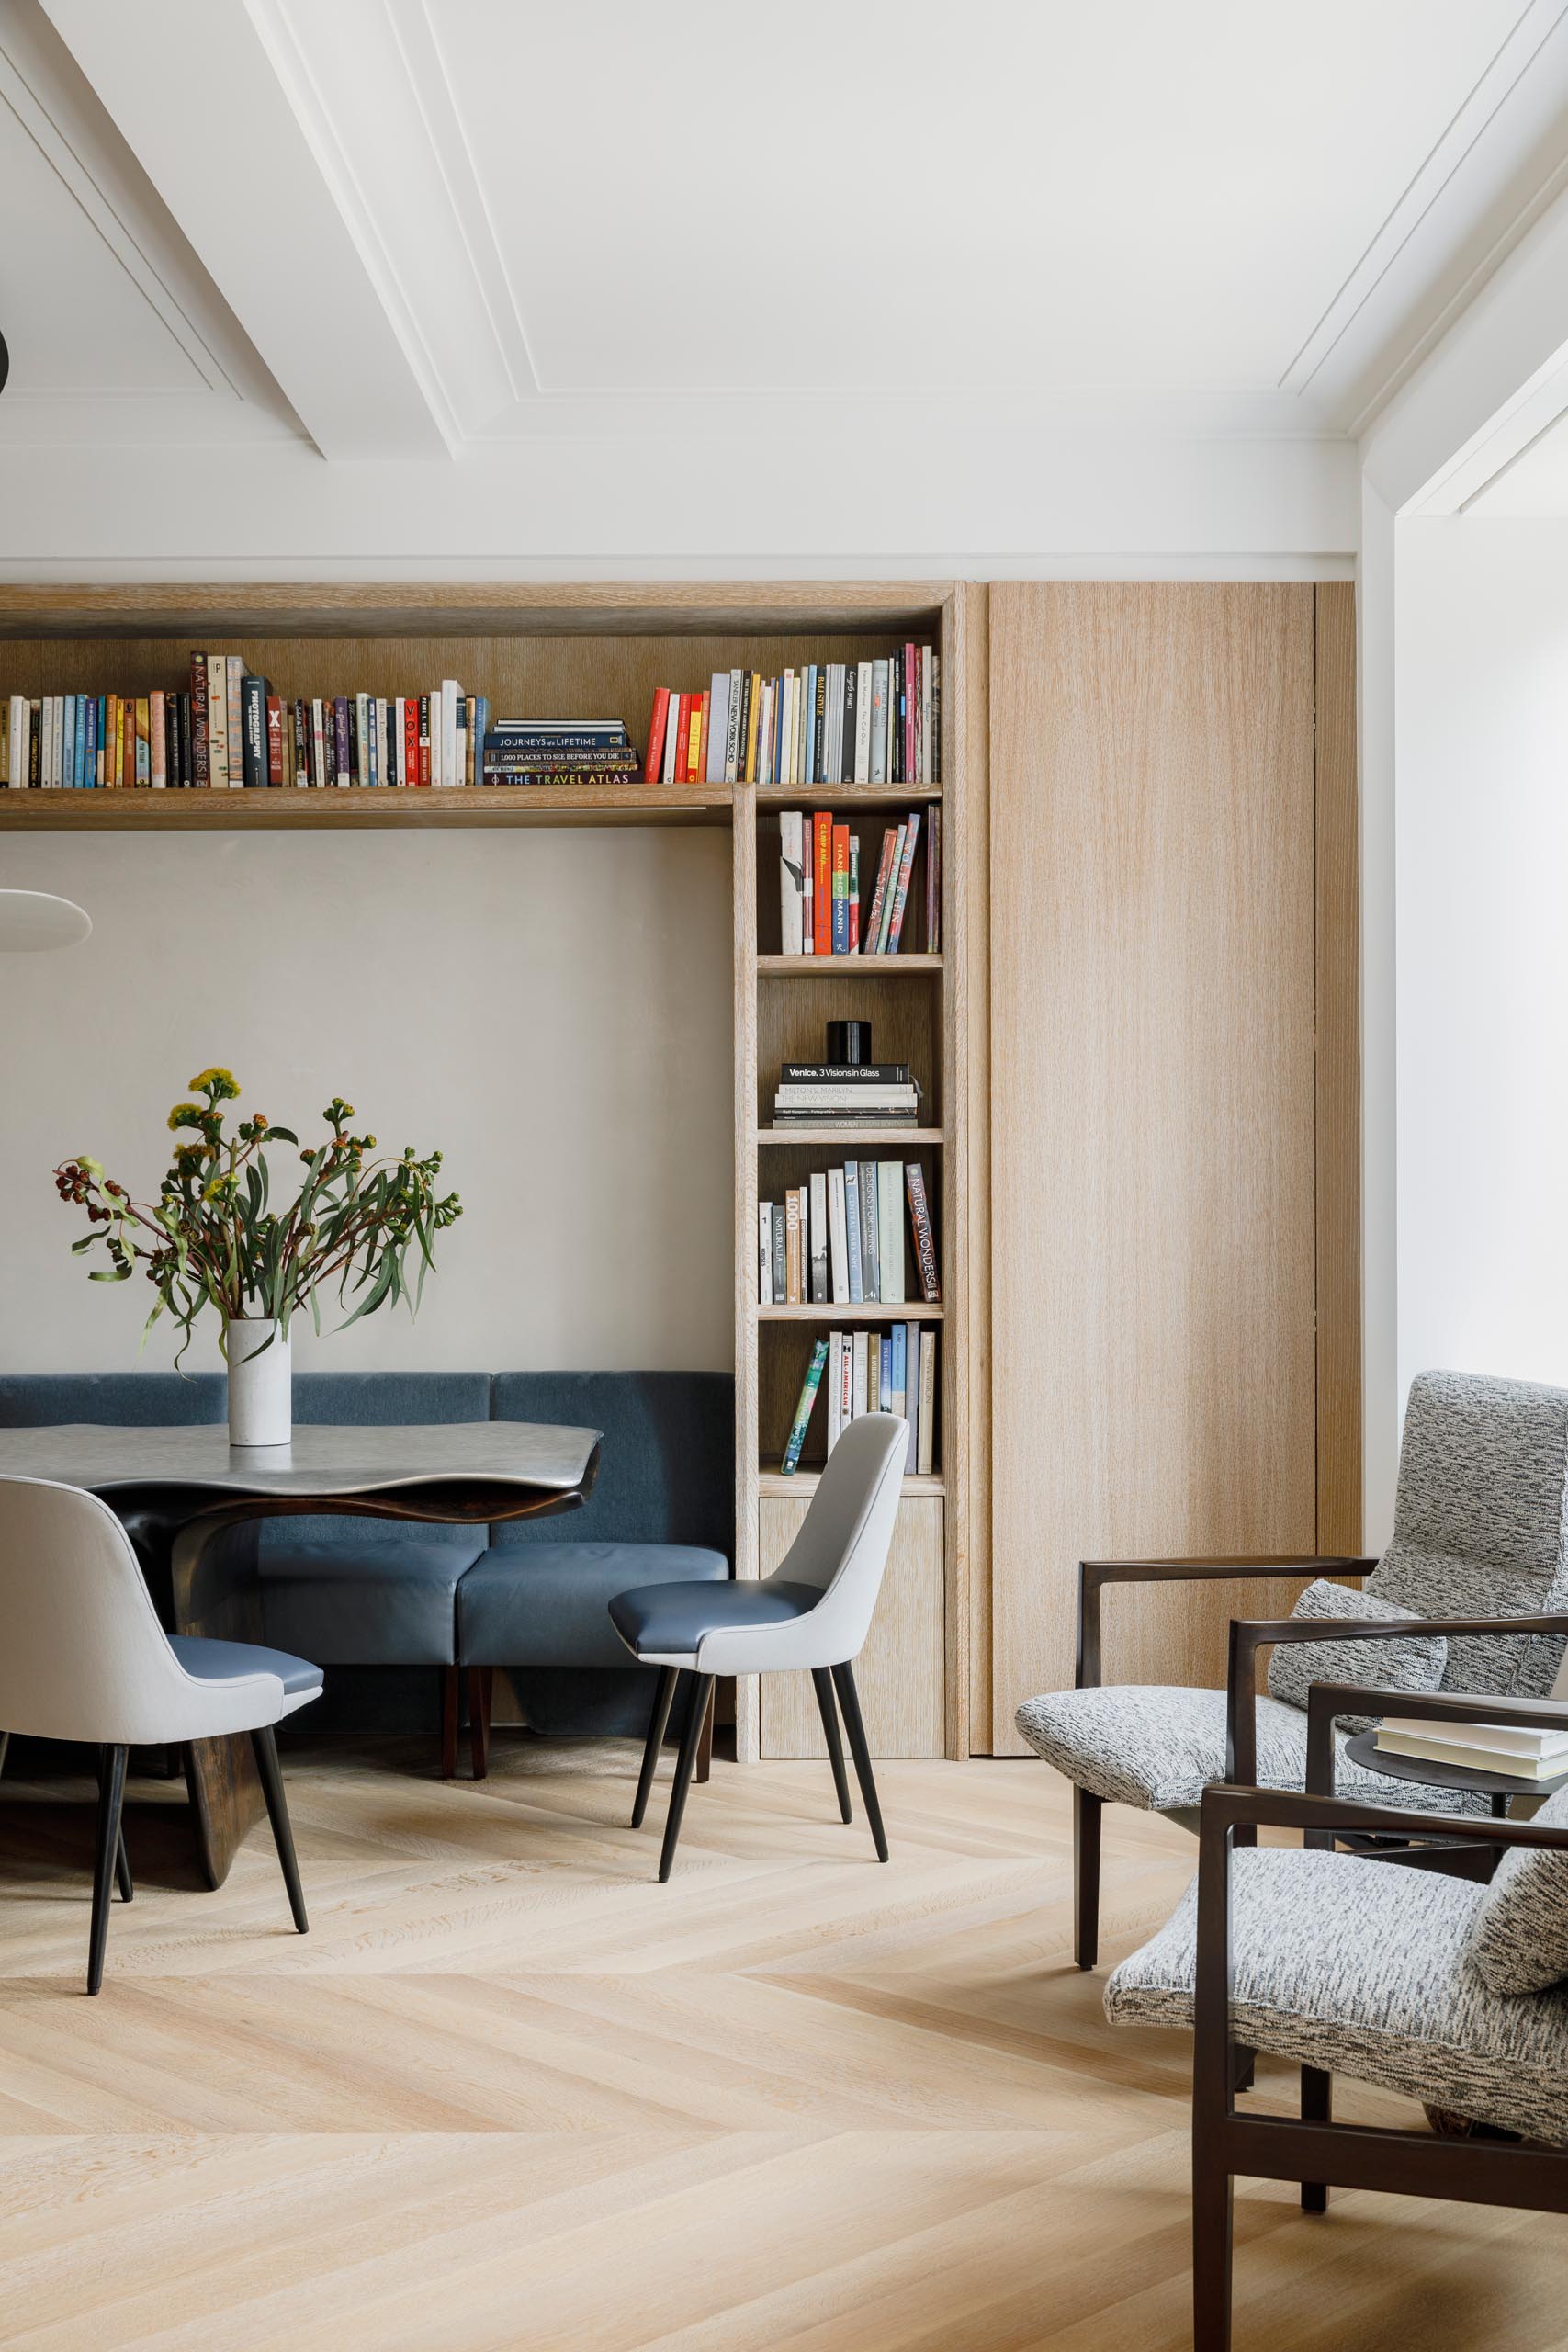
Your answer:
[984,582,1348,1752]
[759,1495,944,1758]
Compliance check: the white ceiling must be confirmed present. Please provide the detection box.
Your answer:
[6,0,1568,465]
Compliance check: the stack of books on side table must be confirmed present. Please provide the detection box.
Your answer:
[770,1062,921,1127]
[1373,1715,1568,1781]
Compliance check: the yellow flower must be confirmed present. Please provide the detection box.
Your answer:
[187,1067,240,1102]
[167,1102,204,1132]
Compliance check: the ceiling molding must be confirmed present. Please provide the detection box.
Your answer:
[38,0,451,460]
[1280,0,1568,404]
[0,0,284,410]
[382,0,541,403]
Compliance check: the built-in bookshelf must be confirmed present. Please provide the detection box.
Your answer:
[0,580,973,1764]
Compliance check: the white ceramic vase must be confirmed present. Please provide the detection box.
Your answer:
[226,1316,291,1447]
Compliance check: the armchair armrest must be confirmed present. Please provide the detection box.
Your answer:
[1303,1677,1568,1801]
[1075,1555,1375,1688]
[1224,1611,1568,1791]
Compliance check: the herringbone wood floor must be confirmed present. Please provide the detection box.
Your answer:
[0,1740,1562,2352]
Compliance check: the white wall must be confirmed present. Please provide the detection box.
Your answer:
[0,828,733,1376]
[1394,515,1568,1397]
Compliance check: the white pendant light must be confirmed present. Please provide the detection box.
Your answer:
[0,890,92,950]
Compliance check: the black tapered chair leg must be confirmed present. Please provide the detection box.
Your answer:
[1300,2064,1332,2211]
[86,1745,128,1996]
[250,1724,309,1933]
[634,1667,682,1829]
[830,1661,887,1862]
[657,1671,714,1883]
[1074,1786,1101,1969]
[96,1747,133,1903]
[812,1668,852,1824]
[1191,2141,1235,2352]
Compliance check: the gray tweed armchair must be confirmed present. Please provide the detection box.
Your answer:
[1015,1370,1568,1966]
[1106,1671,1568,2347]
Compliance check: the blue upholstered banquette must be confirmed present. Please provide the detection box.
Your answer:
[0,1371,733,1736]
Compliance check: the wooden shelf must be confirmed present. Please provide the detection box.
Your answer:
[753,785,942,808]
[757,1126,943,1146]
[756,953,942,975]
[757,1467,945,1498]
[756,1301,943,1322]
[0,783,730,831]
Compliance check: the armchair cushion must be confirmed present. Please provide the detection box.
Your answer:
[1265,1579,1448,1728]
[1463,1779,1568,1996]
[1014,1684,1482,1815]
[1105,1847,1568,2147]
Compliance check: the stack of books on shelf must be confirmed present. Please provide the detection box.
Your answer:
[644,644,940,788]
[1373,1714,1568,1781]
[781,1327,936,1476]
[479,718,640,787]
[759,1160,939,1306]
[3,666,491,789]
[778,808,938,955]
[770,1061,922,1129]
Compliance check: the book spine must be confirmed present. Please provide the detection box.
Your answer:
[705,673,729,785]
[848,836,860,953]
[813,813,832,956]
[265,695,283,786]
[889,1320,906,1425]
[694,688,710,789]
[206,656,228,786]
[223,656,243,786]
[863,828,897,956]
[355,691,370,787]
[859,1159,879,1302]
[132,696,149,786]
[60,694,74,787]
[921,646,934,785]
[844,1161,863,1302]
[772,1204,786,1303]
[903,642,917,785]
[405,697,421,788]
[440,679,458,788]
[28,701,39,787]
[240,675,265,787]
[830,822,851,955]
[903,1323,919,1466]
[925,803,941,951]
[758,1203,773,1305]
[778,1064,913,1084]
[886,811,922,952]
[175,693,191,788]
[330,695,348,787]
[827,1332,843,1453]
[917,1329,936,1474]
[785,1187,802,1305]
[829,1168,849,1303]
[852,1331,868,1419]
[870,659,888,784]
[779,810,806,956]
[905,1163,941,1301]
[877,1160,905,1303]
[854,660,873,784]
[809,1170,829,1303]
[781,1339,829,1474]
[149,691,165,787]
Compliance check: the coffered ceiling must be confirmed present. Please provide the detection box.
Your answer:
[5,0,1568,468]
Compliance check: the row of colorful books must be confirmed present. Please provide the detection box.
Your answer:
[779,807,937,955]
[759,1161,939,1306]
[769,1061,922,1129]
[646,645,940,787]
[1,668,496,789]
[781,1327,937,1475]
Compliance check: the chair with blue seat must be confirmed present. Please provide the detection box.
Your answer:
[457,1371,734,1776]
[609,1411,908,1881]
[0,1474,321,1992]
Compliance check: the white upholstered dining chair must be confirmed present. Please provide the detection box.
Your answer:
[610,1411,908,1881]
[0,1476,322,1992]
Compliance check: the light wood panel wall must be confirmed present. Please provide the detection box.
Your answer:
[984,582,1344,1751]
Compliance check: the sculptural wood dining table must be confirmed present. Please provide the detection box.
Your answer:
[0,1419,601,1886]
